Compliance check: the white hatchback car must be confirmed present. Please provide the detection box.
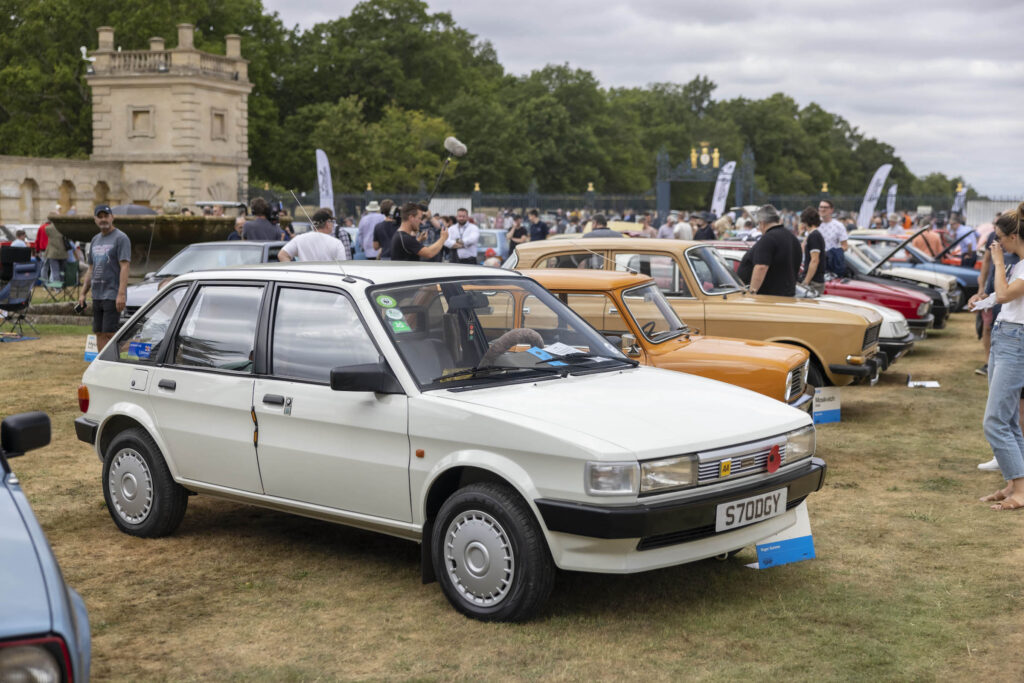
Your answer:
[75,262,825,621]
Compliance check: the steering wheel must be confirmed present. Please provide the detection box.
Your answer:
[641,320,657,336]
[479,328,546,366]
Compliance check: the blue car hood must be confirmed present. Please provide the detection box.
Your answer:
[0,485,52,639]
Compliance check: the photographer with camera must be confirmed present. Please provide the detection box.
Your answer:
[242,197,279,241]
[391,203,448,262]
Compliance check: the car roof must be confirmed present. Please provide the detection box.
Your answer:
[175,260,524,285]
[521,269,652,290]
[515,237,701,252]
[183,240,286,247]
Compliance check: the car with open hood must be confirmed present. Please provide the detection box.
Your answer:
[524,269,813,411]
[848,229,978,306]
[1,412,91,682]
[843,241,958,326]
[506,238,883,387]
[76,261,824,622]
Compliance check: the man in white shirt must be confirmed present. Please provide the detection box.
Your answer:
[817,200,848,252]
[277,208,348,262]
[356,200,384,259]
[673,216,694,240]
[445,207,480,264]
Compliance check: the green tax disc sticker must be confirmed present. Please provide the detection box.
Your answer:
[390,319,412,333]
[375,295,397,308]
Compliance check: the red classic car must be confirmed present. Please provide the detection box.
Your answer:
[710,241,934,335]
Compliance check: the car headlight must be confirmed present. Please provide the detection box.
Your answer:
[585,461,638,495]
[640,455,698,494]
[0,641,65,683]
[786,425,816,464]
[916,301,930,316]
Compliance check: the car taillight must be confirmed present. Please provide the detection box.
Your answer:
[0,635,73,682]
[77,385,89,413]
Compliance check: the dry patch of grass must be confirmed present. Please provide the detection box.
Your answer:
[4,318,1024,680]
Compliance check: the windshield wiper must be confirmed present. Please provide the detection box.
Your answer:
[431,365,568,384]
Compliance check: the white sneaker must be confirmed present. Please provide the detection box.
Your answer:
[978,457,1000,471]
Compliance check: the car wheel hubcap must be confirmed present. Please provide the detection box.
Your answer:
[108,448,153,524]
[444,510,514,607]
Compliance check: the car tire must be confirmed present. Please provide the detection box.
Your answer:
[432,482,554,622]
[806,361,826,388]
[102,428,187,538]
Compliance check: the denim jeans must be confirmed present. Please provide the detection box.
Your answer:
[47,258,65,282]
[983,321,1024,480]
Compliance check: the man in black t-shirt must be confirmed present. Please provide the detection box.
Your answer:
[748,204,801,297]
[799,206,826,295]
[507,214,529,252]
[390,203,448,262]
[371,199,397,259]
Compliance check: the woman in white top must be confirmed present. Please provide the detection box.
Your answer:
[971,204,1024,509]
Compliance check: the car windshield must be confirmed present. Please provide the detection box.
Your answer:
[370,276,632,390]
[685,246,743,294]
[620,283,689,341]
[156,244,266,277]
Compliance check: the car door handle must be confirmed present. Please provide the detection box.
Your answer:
[262,394,285,406]
[158,379,176,391]
[608,307,617,314]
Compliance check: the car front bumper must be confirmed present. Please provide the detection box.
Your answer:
[829,354,882,383]
[879,332,915,366]
[535,457,825,542]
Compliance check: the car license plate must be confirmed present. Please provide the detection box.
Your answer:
[715,488,787,532]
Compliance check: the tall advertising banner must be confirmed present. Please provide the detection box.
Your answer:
[315,149,334,210]
[886,184,897,217]
[856,163,893,228]
[952,187,967,214]
[710,161,737,218]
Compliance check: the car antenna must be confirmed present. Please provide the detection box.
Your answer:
[290,190,356,283]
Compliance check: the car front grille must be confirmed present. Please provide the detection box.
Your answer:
[787,363,806,403]
[696,441,790,485]
[862,323,881,350]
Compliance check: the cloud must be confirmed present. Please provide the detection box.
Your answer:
[262,0,1024,196]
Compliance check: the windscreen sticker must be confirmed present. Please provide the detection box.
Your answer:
[385,308,404,320]
[526,346,553,360]
[547,360,568,367]
[129,341,152,359]
[390,319,412,333]
[375,294,397,308]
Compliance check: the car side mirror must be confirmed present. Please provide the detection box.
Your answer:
[330,362,404,394]
[1,411,51,459]
[144,272,156,280]
[620,333,641,357]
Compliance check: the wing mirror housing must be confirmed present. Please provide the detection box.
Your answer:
[1,411,51,460]
[330,362,404,394]
[620,333,641,357]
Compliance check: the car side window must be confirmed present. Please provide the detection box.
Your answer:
[173,285,264,372]
[271,288,379,382]
[116,286,187,363]
[540,252,604,269]
[613,253,690,296]
[564,293,631,336]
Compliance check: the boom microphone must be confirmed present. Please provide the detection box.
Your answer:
[444,136,468,157]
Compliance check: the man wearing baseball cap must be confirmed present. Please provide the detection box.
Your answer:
[78,204,131,351]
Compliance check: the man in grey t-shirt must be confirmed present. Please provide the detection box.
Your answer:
[78,204,131,350]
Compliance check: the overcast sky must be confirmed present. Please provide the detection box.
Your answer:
[263,0,1024,197]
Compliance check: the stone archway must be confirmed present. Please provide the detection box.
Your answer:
[59,180,77,214]
[19,178,39,223]
[93,181,110,212]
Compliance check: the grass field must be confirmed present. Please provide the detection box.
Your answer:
[3,316,1023,681]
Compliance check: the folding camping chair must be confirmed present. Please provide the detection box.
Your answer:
[40,260,79,302]
[0,262,41,337]
[0,245,32,283]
